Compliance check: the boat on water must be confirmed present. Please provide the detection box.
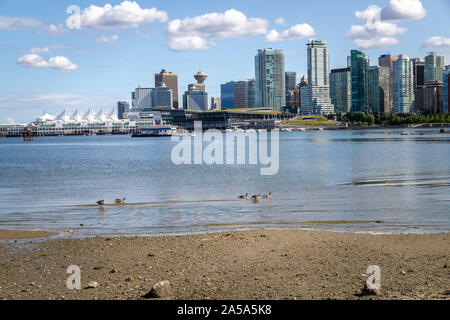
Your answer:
[132,127,175,137]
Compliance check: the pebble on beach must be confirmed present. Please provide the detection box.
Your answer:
[145,280,171,298]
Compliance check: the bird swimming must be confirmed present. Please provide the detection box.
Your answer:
[263,193,272,199]
[252,194,261,200]
[96,200,105,207]
[239,193,248,199]
[115,198,126,205]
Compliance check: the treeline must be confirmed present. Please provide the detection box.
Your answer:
[328,112,450,126]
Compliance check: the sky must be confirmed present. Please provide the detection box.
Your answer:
[0,0,449,123]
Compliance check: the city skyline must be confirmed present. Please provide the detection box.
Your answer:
[0,0,449,122]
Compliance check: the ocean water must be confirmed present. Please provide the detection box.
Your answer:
[0,128,449,236]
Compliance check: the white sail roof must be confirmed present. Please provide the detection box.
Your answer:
[107,109,119,121]
[83,109,96,122]
[71,109,83,122]
[55,110,71,122]
[37,111,56,122]
[95,108,107,122]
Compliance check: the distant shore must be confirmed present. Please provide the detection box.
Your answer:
[0,229,448,300]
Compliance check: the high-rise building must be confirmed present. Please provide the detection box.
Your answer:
[304,39,334,115]
[285,71,297,109]
[220,80,254,109]
[155,69,179,109]
[425,52,445,84]
[330,67,351,114]
[368,66,390,113]
[424,81,443,114]
[183,70,209,111]
[393,55,414,114]
[247,79,257,108]
[220,81,235,109]
[117,101,129,120]
[255,48,285,110]
[154,82,173,108]
[444,68,450,114]
[351,50,369,113]
[210,97,221,110]
[132,86,154,110]
[412,58,425,113]
[379,54,399,113]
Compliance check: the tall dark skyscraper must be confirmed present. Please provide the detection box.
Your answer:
[155,69,179,109]
[117,101,129,119]
[255,48,285,110]
[351,50,369,113]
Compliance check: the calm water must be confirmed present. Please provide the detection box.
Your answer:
[0,128,449,236]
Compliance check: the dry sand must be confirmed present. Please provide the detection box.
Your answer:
[0,229,448,300]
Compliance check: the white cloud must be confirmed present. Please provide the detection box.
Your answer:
[422,36,450,48]
[347,1,426,49]
[77,1,167,29]
[274,17,285,25]
[355,37,400,49]
[166,36,211,51]
[96,34,119,43]
[265,23,316,42]
[0,16,44,31]
[30,47,50,54]
[381,0,426,21]
[17,53,77,71]
[166,9,268,51]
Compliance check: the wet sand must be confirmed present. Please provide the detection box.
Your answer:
[0,229,57,240]
[0,229,448,300]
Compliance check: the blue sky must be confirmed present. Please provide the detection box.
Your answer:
[0,0,449,122]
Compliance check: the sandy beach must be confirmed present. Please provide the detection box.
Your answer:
[0,229,448,300]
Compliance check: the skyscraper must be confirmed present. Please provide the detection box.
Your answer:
[154,82,173,108]
[424,52,445,84]
[155,69,179,109]
[367,66,390,114]
[285,71,297,109]
[379,54,398,113]
[247,79,257,108]
[330,67,351,114]
[393,55,414,114]
[183,70,209,111]
[255,48,285,110]
[351,50,369,113]
[304,39,334,115]
[220,80,253,109]
[412,58,425,113]
[117,101,129,120]
[444,68,450,114]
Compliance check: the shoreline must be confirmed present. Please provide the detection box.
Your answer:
[0,229,448,300]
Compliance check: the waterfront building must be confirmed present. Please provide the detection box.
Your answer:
[425,52,445,84]
[221,80,256,109]
[393,55,415,114]
[155,69,179,109]
[131,83,173,112]
[247,79,257,108]
[412,58,425,113]
[117,101,129,120]
[368,66,390,113]
[221,81,235,109]
[423,81,443,114]
[330,67,351,114]
[132,86,154,110]
[285,71,297,109]
[379,54,399,113]
[351,50,369,113]
[444,68,450,114]
[255,48,285,110]
[183,70,209,111]
[303,39,334,115]
[210,97,221,110]
[154,82,173,108]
